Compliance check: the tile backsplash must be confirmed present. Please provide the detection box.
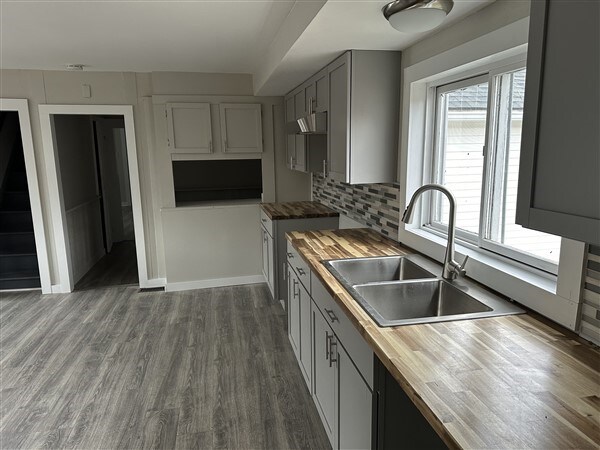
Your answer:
[580,244,600,345]
[312,174,401,239]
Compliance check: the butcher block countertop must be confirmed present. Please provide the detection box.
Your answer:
[260,201,339,220]
[287,228,600,450]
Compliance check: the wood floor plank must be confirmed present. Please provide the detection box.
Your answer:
[0,282,332,449]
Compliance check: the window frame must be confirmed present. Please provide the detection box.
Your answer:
[423,60,559,275]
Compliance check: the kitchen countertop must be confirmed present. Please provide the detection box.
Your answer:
[287,228,600,450]
[260,201,339,220]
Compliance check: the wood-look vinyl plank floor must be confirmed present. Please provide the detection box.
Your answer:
[75,240,139,291]
[0,284,330,449]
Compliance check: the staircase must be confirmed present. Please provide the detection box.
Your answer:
[0,112,40,290]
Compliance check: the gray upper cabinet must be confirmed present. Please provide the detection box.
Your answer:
[219,103,263,153]
[166,102,213,153]
[328,53,350,181]
[516,0,600,245]
[328,50,402,184]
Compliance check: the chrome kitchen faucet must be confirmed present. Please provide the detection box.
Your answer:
[402,184,469,281]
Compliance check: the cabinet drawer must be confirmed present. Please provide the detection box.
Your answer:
[286,242,311,293]
[312,276,373,388]
[260,209,274,236]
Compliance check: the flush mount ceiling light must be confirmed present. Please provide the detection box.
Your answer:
[383,0,454,33]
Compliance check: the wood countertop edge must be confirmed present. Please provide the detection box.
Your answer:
[286,230,600,450]
[287,233,462,449]
[260,202,340,221]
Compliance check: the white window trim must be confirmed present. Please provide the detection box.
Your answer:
[398,18,586,330]
[425,60,560,275]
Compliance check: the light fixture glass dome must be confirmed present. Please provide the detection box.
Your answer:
[383,0,454,33]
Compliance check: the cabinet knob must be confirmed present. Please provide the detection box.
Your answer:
[287,252,294,258]
[296,267,306,276]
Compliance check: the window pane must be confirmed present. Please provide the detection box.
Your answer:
[487,69,561,264]
[434,81,488,234]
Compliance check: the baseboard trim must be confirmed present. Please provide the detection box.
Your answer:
[140,278,167,289]
[165,275,266,293]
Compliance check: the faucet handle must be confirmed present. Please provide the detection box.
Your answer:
[458,255,469,276]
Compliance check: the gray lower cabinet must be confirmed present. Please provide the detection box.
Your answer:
[261,225,274,298]
[313,307,337,446]
[287,264,300,359]
[338,347,372,450]
[287,245,373,449]
[260,213,338,310]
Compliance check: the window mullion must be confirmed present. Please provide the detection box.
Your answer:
[479,74,496,249]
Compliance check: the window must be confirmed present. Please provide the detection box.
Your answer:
[427,65,561,273]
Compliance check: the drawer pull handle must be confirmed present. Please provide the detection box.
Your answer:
[292,279,299,298]
[325,331,331,360]
[287,252,294,258]
[296,267,306,276]
[324,309,339,323]
[261,218,266,223]
[329,337,338,367]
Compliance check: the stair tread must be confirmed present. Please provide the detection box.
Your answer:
[0,271,40,281]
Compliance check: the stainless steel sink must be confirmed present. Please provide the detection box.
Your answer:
[322,254,524,327]
[325,256,435,285]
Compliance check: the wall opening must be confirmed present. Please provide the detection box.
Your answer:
[172,159,262,206]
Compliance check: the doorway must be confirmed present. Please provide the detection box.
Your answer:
[0,99,51,293]
[39,105,148,293]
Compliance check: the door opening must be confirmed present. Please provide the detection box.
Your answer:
[51,114,138,290]
[0,111,41,290]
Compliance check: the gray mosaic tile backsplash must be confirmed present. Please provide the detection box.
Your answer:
[312,173,401,239]
[580,244,600,345]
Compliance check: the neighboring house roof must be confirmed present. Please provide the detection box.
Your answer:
[448,69,526,111]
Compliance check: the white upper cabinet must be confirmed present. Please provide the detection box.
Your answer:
[516,0,600,245]
[219,103,263,153]
[166,102,212,153]
[327,50,402,184]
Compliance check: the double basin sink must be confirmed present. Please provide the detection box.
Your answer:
[322,254,524,327]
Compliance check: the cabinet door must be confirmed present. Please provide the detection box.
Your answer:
[298,282,312,390]
[314,68,329,112]
[288,266,300,358]
[338,346,372,450]
[328,53,350,181]
[516,0,600,244]
[166,103,212,153]
[295,89,306,119]
[294,135,307,173]
[285,96,296,169]
[219,103,263,153]
[313,308,337,447]
[261,228,269,279]
[267,232,275,296]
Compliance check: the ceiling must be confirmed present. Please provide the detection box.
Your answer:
[1,0,495,95]
[0,0,295,73]
[255,0,494,95]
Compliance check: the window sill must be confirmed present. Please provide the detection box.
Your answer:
[399,227,580,330]
[419,226,558,292]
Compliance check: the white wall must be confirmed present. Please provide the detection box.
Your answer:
[53,114,104,283]
[0,68,310,290]
[161,204,262,290]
